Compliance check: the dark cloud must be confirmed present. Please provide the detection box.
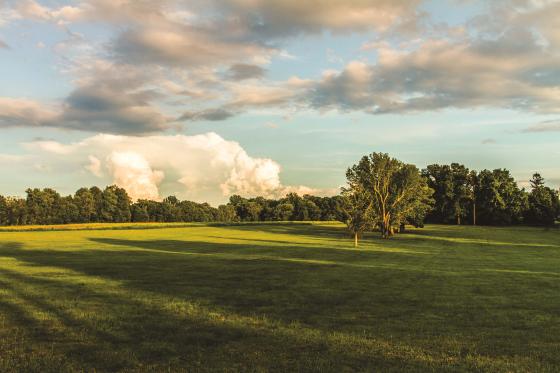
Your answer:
[220,0,421,38]
[0,39,9,49]
[179,108,236,122]
[226,64,266,80]
[481,138,496,144]
[0,82,171,135]
[60,85,169,134]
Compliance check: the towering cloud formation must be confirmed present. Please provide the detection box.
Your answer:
[22,132,324,204]
[107,151,164,201]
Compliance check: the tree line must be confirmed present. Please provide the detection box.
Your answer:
[343,153,560,244]
[1,153,558,234]
[0,186,346,226]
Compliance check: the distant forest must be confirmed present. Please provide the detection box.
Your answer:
[1,162,558,227]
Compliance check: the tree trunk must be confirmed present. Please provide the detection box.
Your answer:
[381,223,390,238]
[354,232,358,248]
[473,202,476,225]
[399,223,405,233]
[381,213,391,238]
[457,215,461,225]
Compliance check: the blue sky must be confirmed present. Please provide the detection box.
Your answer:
[0,0,559,204]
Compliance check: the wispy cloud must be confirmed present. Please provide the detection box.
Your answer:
[523,120,560,133]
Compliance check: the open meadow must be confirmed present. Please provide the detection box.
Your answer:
[0,223,559,372]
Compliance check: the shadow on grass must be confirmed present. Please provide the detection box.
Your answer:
[1,224,560,372]
[217,223,560,253]
[216,222,349,240]
[0,241,458,372]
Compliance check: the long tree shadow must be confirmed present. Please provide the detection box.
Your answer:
[0,242,462,372]
[217,222,349,240]
[215,223,560,257]
[1,238,437,324]
[2,237,558,336]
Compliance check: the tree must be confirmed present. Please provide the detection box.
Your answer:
[217,204,237,222]
[25,188,61,225]
[475,169,528,225]
[228,195,263,221]
[131,202,150,222]
[89,186,104,222]
[341,183,373,247]
[468,170,478,225]
[423,163,472,224]
[5,197,27,225]
[525,173,560,226]
[0,195,7,226]
[162,196,181,222]
[273,203,294,221]
[74,188,95,223]
[55,196,78,224]
[114,186,132,222]
[347,153,433,238]
[302,196,321,221]
[101,186,118,222]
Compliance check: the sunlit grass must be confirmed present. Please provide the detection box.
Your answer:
[1,223,559,372]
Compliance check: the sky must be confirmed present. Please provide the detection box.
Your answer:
[0,0,559,205]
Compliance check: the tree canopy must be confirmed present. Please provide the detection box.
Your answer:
[345,153,434,238]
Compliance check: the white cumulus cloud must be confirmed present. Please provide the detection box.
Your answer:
[22,132,328,204]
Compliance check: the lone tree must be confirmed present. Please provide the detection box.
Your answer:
[346,153,433,238]
[342,180,373,247]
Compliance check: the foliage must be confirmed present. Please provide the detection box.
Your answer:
[0,186,347,226]
[423,164,560,227]
[346,153,433,238]
[525,173,560,226]
[341,182,372,247]
[423,163,473,224]
[475,169,528,225]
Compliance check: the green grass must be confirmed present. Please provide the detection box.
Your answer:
[0,223,559,372]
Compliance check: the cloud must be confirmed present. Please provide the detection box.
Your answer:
[0,97,58,127]
[310,61,374,110]
[308,27,560,114]
[108,151,164,201]
[4,0,560,128]
[0,90,170,135]
[481,138,497,144]
[21,132,325,204]
[179,108,236,122]
[523,119,560,133]
[0,39,8,49]
[226,64,266,80]
[0,61,173,135]
[112,27,275,68]
[15,0,50,20]
[229,83,298,108]
[220,0,422,37]
[61,85,169,134]
[86,155,102,177]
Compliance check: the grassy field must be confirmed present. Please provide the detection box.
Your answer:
[0,223,559,372]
